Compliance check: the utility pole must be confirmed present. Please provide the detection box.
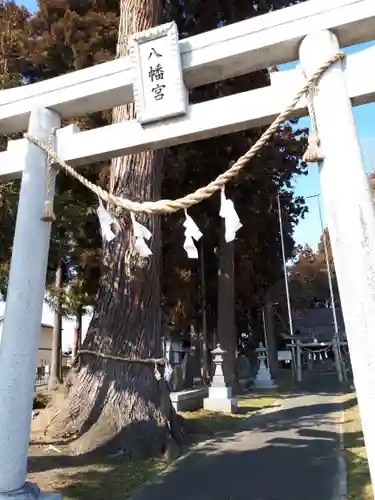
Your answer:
[277,193,300,381]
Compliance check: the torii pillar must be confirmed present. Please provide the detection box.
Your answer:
[300,30,375,492]
[0,108,61,500]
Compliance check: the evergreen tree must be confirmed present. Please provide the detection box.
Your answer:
[0,0,32,296]
[0,0,119,304]
[0,0,30,88]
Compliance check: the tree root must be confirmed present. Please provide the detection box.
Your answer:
[42,364,187,459]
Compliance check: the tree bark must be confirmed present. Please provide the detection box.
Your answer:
[217,221,237,386]
[72,307,82,360]
[264,302,278,376]
[48,262,63,391]
[47,0,185,458]
[199,240,209,381]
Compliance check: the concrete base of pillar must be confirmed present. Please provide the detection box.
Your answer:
[203,385,237,413]
[208,385,232,399]
[0,482,61,500]
[203,397,237,414]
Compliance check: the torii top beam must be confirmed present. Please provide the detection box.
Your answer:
[0,0,374,135]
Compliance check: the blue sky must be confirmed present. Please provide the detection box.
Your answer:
[282,40,375,249]
[17,0,375,251]
[18,0,34,9]
[292,101,375,249]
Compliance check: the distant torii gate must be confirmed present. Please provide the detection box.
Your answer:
[1,0,375,498]
[283,334,349,383]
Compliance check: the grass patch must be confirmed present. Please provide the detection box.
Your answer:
[28,395,276,499]
[344,395,373,500]
[28,457,166,500]
[181,395,276,439]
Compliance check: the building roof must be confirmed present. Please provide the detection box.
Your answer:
[293,307,346,342]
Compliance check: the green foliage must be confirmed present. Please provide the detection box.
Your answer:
[0,0,31,89]
[0,0,118,308]
[0,181,19,297]
[29,0,119,78]
[28,0,119,314]
[0,0,31,296]
[45,274,93,318]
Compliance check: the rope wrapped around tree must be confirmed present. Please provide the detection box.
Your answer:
[71,348,167,372]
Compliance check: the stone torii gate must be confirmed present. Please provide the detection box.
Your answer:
[1,0,375,498]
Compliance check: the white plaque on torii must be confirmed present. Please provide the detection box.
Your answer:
[129,21,188,124]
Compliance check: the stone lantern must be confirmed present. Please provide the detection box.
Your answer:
[203,344,237,413]
[254,342,277,389]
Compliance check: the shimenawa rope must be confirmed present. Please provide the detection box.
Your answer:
[302,83,325,163]
[24,52,344,367]
[73,349,166,366]
[25,51,345,216]
[40,129,57,222]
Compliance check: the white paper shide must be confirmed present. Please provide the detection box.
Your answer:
[183,209,203,259]
[130,212,152,258]
[97,198,117,242]
[219,187,242,242]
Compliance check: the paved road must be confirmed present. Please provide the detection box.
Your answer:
[132,383,348,500]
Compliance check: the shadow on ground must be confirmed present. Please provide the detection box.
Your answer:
[27,378,356,500]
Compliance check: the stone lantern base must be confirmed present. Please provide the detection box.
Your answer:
[203,389,237,413]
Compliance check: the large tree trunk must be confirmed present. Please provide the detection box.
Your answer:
[217,222,237,386]
[199,241,209,381]
[264,301,278,376]
[46,0,185,458]
[71,307,82,360]
[48,262,63,391]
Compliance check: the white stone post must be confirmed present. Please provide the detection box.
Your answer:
[0,108,61,499]
[300,30,375,491]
